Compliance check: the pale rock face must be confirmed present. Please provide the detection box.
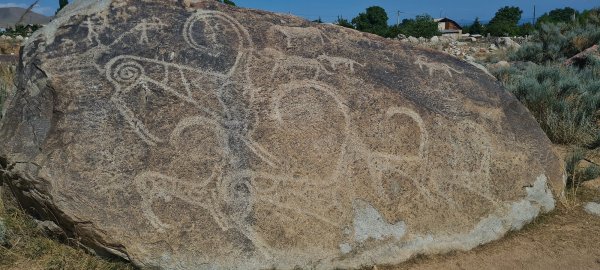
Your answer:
[585,202,600,217]
[0,0,564,269]
[495,37,521,50]
[408,36,419,43]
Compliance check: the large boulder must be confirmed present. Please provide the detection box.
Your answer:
[0,0,564,269]
[495,37,521,50]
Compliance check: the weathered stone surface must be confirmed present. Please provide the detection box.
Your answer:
[495,37,520,50]
[582,177,600,190]
[584,202,600,217]
[0,0,565,269]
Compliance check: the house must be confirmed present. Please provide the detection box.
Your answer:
[434,18,463,38]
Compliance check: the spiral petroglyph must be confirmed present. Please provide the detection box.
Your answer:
[111,61,144,84]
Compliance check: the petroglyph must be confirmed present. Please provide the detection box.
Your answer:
[357,106,434,203]
[80,17,102,44]
[447,120,495,203]
[268,25,326,48]
[262,48,333,79]
[106,55,227,145]
[4,2,565,268]
[58,38,76,50]
[317,54,365,73]
[136,18,166,44]
[184,10,253,58]
[414,55,464,77]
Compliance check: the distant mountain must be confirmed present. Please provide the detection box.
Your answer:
[0,7,52,28]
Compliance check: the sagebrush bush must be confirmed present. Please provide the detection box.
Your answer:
[493,60,600,146]
[510,21,600,63]
[565,148,600,188]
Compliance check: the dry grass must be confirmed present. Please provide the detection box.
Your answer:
[0,39,20,55]
[0,62,15,113]
[0,188,134,270]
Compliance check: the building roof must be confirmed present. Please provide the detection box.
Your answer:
[434,17,463,30]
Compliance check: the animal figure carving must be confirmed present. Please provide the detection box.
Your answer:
[317,54,365,73]
[414,55,464,77]
[268,25,326,48]
[262,48,333,79]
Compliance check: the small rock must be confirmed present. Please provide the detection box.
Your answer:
[487,61,511,71]
[36,220,65,237]
[582,177,600,190]
[489,44,498,51]
[430,36,439,44]
[495,37,521,50]
[408,36,419,44]
[584,202,600,217]
[397,34,407,40]
[418,37,427,43]
[15,35,24,41]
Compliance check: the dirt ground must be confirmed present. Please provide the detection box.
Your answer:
[382,187,600,270]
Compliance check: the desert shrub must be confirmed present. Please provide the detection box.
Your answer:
[510,21,600,63]
[495,62,600,146]
[565,148,600,188]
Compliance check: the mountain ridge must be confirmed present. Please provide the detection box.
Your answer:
[0,7,52,28]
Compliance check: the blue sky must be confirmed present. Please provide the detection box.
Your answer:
[2,0,599,24]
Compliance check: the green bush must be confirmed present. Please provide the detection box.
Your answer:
[536,7,579,26]
[493,61,600,146]
[389,14,440,38]
[351,6,390,37]
[486,6,523,36]
[510,16,600,63]
[565,148,600,188]
[0,24,42,38]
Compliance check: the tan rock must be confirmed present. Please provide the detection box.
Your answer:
[582,178,600,190]
[0,0,565,269]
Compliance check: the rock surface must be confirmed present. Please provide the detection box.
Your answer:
[495,37,520,50]
[0,0,564,269]
[584,202,600,217]
[582,177,600,190]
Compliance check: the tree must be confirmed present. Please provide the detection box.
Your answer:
[351,6,389,37]
[335,17,354,29]
[56,0,68,14]
[537,7,578,26]
[467,17,483,34]
[518,22,535,36]
[395,14,439,38]
[487,6,523,36]
[217,0,235,6]
[578,8,600,25]
[312,17,323,23]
